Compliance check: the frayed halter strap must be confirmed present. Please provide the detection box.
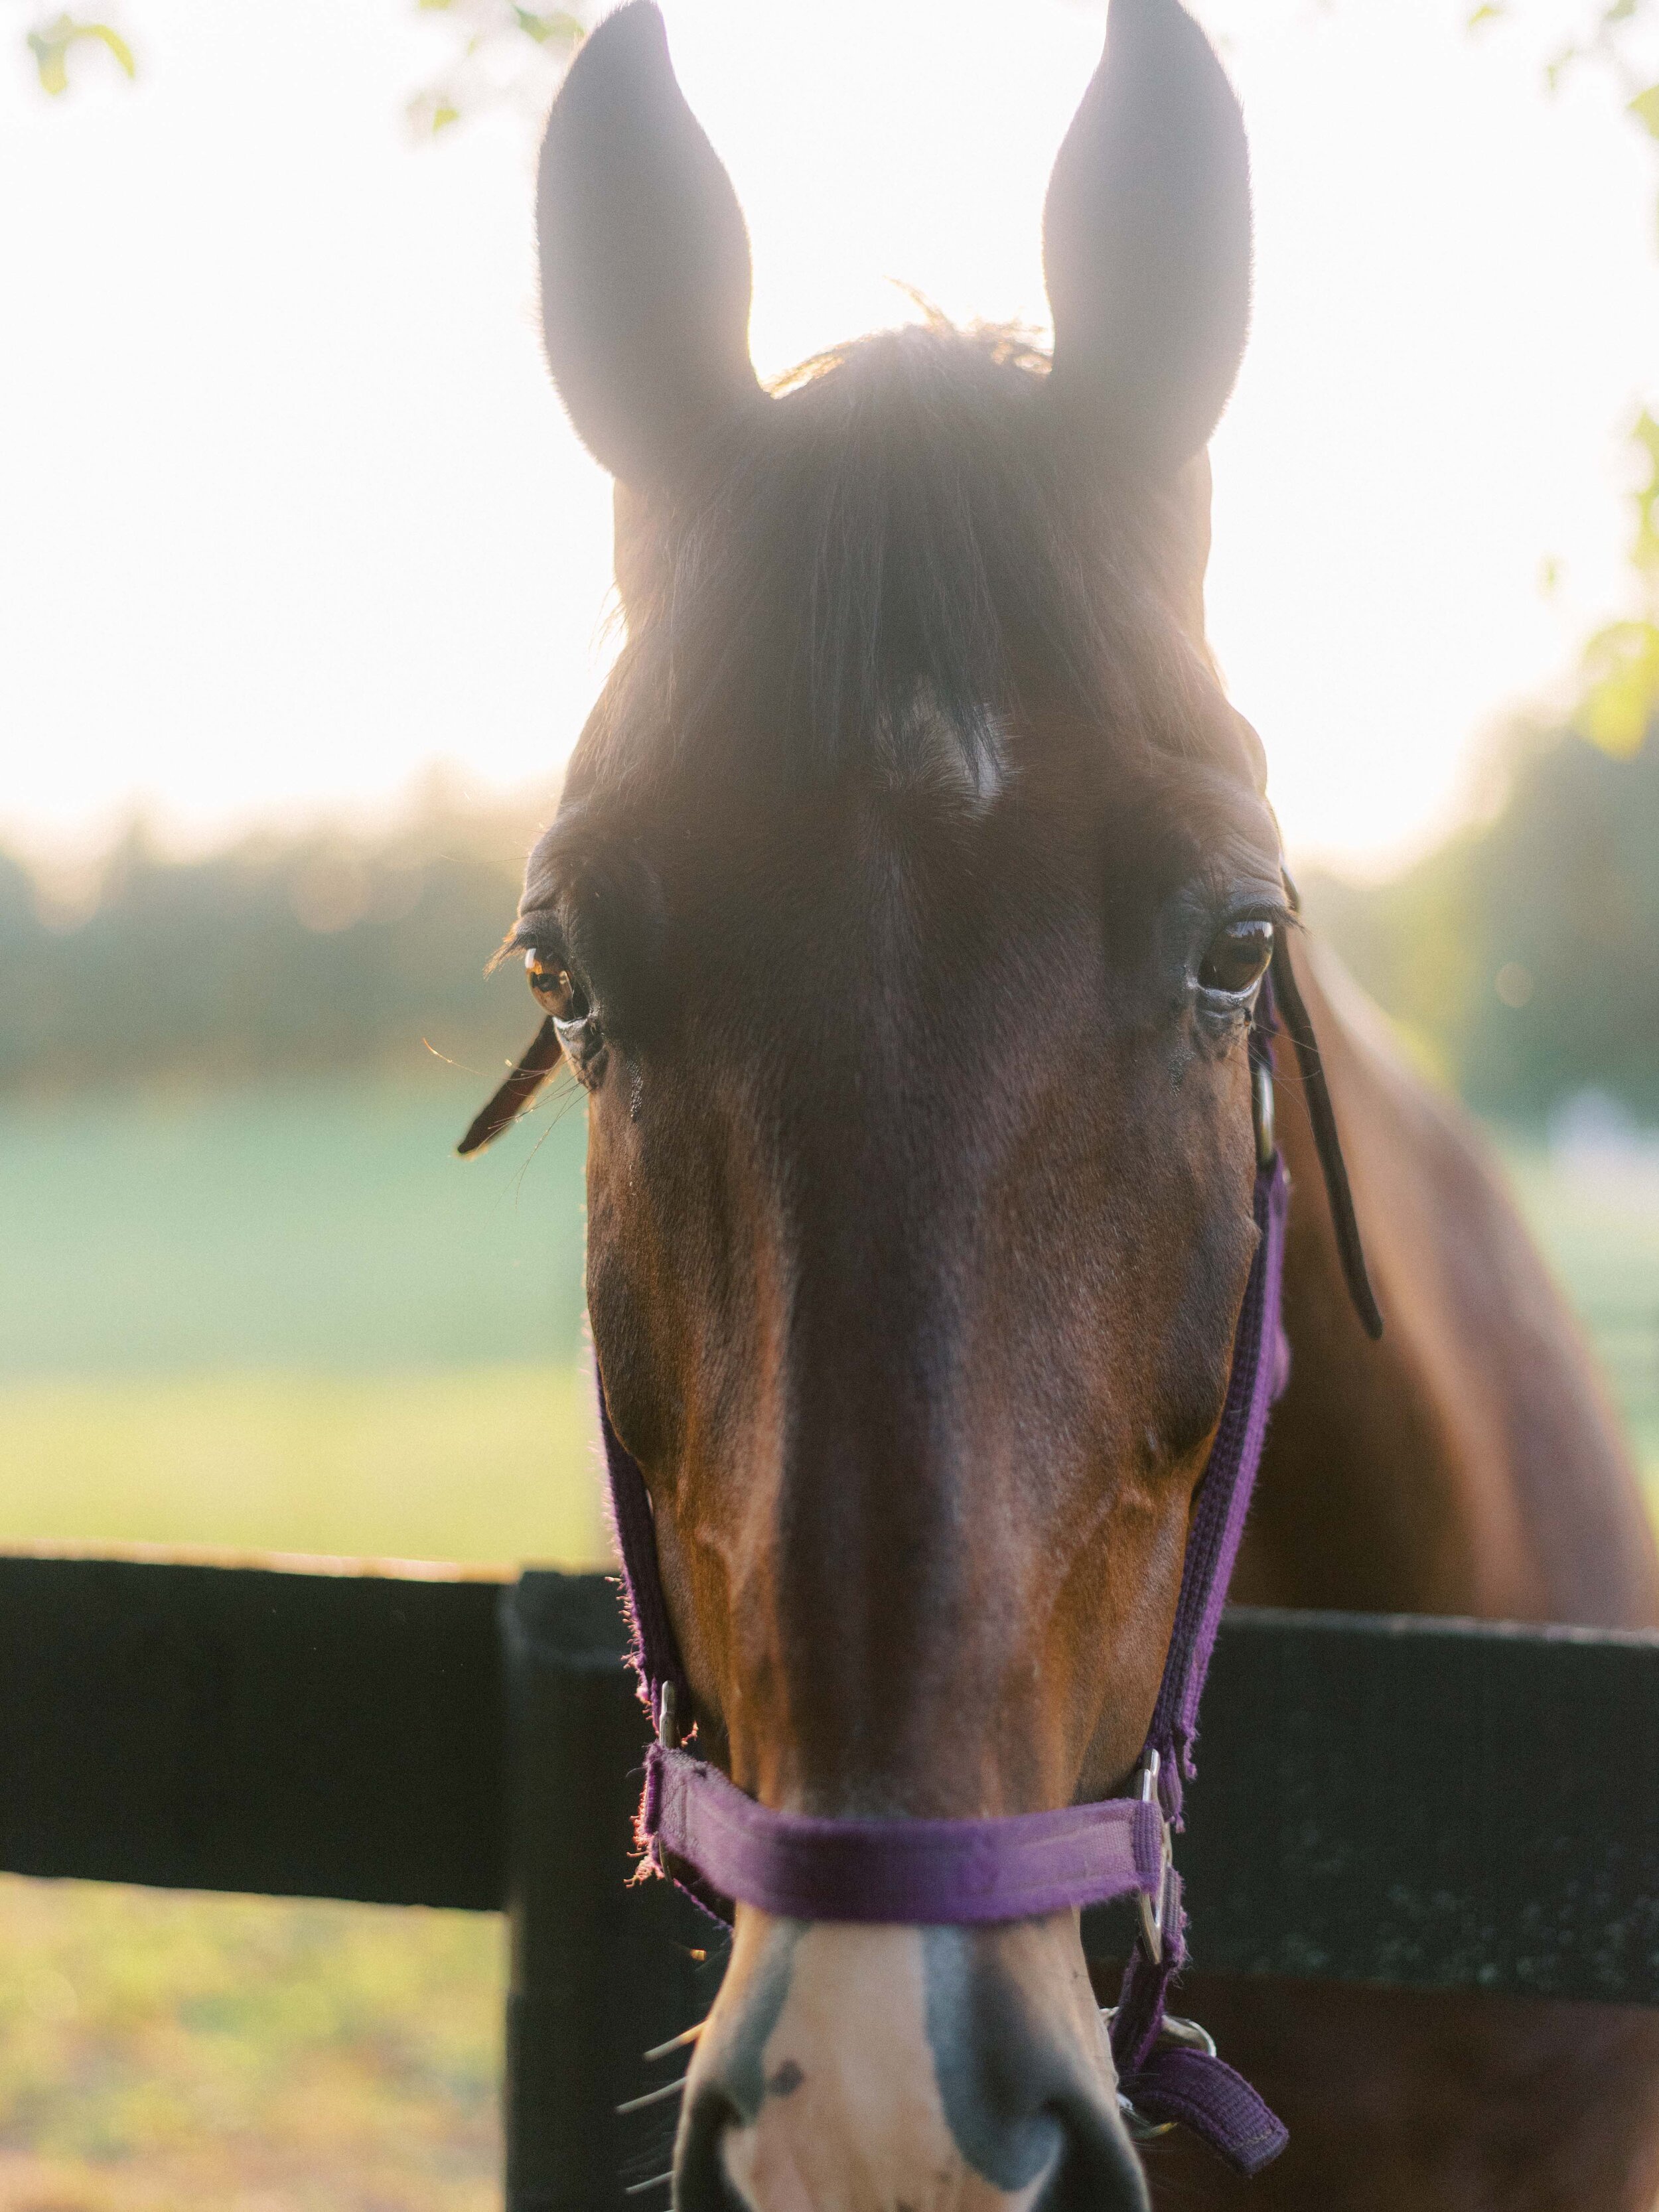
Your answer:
[598,1005,1296,2178]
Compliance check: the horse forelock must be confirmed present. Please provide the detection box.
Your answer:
[562,320,1244,821]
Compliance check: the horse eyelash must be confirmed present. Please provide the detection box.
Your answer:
[490,924,566,975]
[1236,897,1296,934]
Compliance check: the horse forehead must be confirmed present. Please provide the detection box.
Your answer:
[683,764,1119,953]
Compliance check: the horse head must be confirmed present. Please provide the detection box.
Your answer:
[506,3,1280,2199]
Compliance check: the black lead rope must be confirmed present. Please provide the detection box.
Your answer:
[1269,924,1384,1343]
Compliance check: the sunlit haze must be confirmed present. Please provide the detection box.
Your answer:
[4,0,1656,874]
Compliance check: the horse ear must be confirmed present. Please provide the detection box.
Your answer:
[536,3,761,485]
[1043,0,1252,474]
[1165,449,1214,644]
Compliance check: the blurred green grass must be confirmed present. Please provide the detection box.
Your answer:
[0,1880,499,2212]
[0,1367,604,1566]
[0,1068,589,1385]
[1496,1137,1659,1488]
[0,1066,610,1570]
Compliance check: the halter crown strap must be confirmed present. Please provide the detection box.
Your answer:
[594,1009,1291,2179]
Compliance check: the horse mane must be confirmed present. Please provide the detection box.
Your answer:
[569,320,1218,809]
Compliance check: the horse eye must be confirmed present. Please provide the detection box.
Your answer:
[1198,918,1273,998]
[525,949,590,1024]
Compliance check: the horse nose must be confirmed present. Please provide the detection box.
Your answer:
[672,1913,1151,2212]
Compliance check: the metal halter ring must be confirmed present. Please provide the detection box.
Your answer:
[656,1681,678,1749]
[1252,1052,1276,1170]
[1136,1750,1174,1965]
[1118,2093,1175,2144]
[1102,2010,1219,2141]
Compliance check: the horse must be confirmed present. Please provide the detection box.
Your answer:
[470,1,1659,2201]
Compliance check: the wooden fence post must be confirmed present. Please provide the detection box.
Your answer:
[500,1571,729,2211]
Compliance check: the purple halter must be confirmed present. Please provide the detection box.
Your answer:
[597,1014,1291,2178]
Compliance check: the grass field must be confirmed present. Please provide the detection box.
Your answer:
[0,1367,604,1566]
[0,1075,1654,2209]
[0,1070,590,1381]
[1497,1139,1659,1485]
[0,1882,499,2212]
[0,1068,607,1570]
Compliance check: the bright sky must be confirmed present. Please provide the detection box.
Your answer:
[3,0,1656,875]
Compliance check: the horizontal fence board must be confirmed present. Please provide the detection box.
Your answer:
[0,1556,506,1909]
[1182,1608,1659,2006]
[1,1559,1656,2007]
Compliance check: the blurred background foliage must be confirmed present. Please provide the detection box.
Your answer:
[1303,719,1659,1117]
[0,782,543,1095]
[14,0,585,134]
[1299,344,1659,1119]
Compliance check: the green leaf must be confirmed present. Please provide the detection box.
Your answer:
[1578,619,1659,757]
[511,8,585,46]
[1467,4,1505,27]
[1628,409,1659,574]
[405,86,463,135]
[90,19,133,74]
[1629,82,1659,137]
[27,30,69,94]
[27,14,135,97]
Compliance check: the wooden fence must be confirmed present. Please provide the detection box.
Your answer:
[4,1555,1658,2208]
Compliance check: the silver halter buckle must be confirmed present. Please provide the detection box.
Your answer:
[1136,1749,1175,1965]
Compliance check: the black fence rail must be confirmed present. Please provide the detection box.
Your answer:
[3,1555,1658,2207]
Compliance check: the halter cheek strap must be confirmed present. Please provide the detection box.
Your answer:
[597,1010,1291,2179]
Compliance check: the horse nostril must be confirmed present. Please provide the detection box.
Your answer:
[674,2075,1151,2212]
[671,2083,746,2212]
[1034,2097,1153,2212]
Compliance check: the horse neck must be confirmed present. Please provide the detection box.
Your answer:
[1232,935,1659,1633]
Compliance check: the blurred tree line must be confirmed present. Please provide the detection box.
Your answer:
[1303,720,1659,1120]
[0,793,543,1095]
[1304,369,1659,1126]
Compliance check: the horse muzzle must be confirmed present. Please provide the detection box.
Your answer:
[672,1908,1151,2212]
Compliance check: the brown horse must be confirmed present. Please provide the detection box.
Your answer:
[490,1,1659,2201]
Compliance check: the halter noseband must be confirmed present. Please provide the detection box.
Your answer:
[599,997,1298,2178]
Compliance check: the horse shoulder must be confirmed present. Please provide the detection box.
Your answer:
[1234,934,1659,1632]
